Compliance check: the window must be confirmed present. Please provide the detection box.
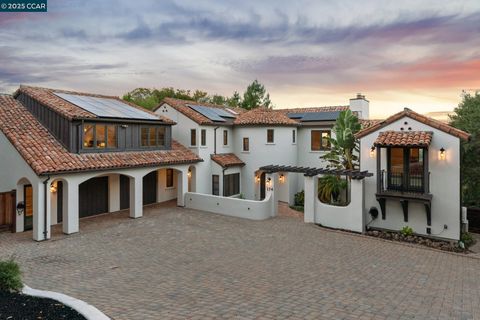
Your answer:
[311,130,331,151]
[292,130,296,144]
[83,123,117,150]
[190,129,197,146]
[166,169,174,188]
[141,126,166,147]
[243,137,249,152]
[387,148,426,192]
[212,175,219,195]
[267,129,274,143]
[223,173,240,196]
[157,127,165,146]
[223,130,228,146]
[201,129,206,146]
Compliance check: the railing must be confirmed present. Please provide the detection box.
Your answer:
[380,170,430,194]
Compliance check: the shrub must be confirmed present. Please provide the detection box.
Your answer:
[461,232,475,248]
[0,259,22,292]
[400,226,414,237]
[289,205,305,213]
[294,190,304,207]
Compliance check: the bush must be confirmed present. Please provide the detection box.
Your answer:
[400,226,414,237]
[0,259,22,292]
[289,205,304,213]
[294,190,304,207]
[461,232,475,248]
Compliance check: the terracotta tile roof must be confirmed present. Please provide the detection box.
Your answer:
[356,108,470,141]
[234,107,299,126]
[156,97,244,125]
[15,85,174,124]
[0,95,201,176]
[210,153,245,168]
[360,119,383,130]
[277,106,349,113]
[374,131,433,147]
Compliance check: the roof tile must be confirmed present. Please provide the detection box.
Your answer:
[210,153,245,168]
[374,131,433,147]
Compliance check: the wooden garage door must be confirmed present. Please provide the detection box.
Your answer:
[0,191,15,231]
[79,177,109,218]
[143,171,157,205]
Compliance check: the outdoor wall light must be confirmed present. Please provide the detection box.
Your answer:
[266,177,272,187]
[50,182,57,193]
[255,175,260,183]
[369,146,376,158]
[439,147,446,160]
[187,169,192,178]
[279,174,285,183]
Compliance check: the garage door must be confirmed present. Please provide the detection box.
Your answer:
[120,175,130,210]
[79,177,109,218]
[143,171,157,205]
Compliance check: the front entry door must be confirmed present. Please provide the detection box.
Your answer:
[24,185,33,230]
[260,172,266,200]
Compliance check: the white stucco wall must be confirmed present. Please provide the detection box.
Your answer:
[359,116,461,240]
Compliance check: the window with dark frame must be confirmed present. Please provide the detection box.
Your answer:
[201,129,206,146]
[141,126,166,147]
[166,169,174,188]
[387,147,426,192]
[223,130,228,145]
[243,137,249,152]
[190,129,197,146]
[267,129,274,143]
[83,123,117,150]
[223,173,240,196]
[292,129,296,144]
[311,130,331,151]
[212,175,219,195]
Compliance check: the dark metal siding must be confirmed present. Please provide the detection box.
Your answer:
[16,93,72,150]
[79,177,109,218]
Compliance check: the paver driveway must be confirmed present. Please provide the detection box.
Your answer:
[1,203,479,320]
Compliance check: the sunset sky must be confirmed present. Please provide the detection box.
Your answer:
[0,0,479,117]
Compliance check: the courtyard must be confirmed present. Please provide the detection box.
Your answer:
[0,204,479,320]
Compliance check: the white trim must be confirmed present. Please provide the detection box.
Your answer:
[23,285,110,320]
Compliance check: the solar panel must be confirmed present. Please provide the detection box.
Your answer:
[188,105,227,122]
[287,111,340,122]
[54,92,159,120]
[213,108,236,118]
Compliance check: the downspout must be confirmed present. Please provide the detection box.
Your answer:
[222,167,226,196]
[43,176,50,240]
[213,127,219,154]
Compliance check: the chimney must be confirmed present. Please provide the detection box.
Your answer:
[349,93,369,119]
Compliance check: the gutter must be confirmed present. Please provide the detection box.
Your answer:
[42,176,50,240]
[213,127,219,154]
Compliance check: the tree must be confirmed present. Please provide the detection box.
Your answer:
[450,92,480,207]
[321,109,362,170]
[227,91,241,107]
[241,80,272,110]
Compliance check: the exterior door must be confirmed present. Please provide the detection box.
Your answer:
[120,175,130,210]
[0,191,15,232]
[57,181,63,223]
[24,185,33,230]
[79,177,109,218]
[143,171,157,205]
[212,175,219,196]
[260,172,266,200]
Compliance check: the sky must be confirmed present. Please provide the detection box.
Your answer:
[0,0,479,118]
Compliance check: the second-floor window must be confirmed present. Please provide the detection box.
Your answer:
[223,130,228,146]
[201,129,206,146]
[267,129,274,143]
[292,130,296,144]
[141,126,166,147]
[311,130,330,151]
[243,137,249,151]
[387,147,426,192]
[190,129,197,146]
[83,124,117,149]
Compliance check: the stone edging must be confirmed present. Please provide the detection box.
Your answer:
[22,285,110,320]
[312,224,480,260]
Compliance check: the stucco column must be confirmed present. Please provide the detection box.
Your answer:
[304,175,318,223]
[63,181,79,234]
[177,169,188,207]
[129,175,143,218]
[33,180,51,241]
[15,184,25,233]
[108,174,120,213]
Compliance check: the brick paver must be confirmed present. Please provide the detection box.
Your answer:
[0,203,479,319]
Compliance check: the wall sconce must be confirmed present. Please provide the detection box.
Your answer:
[439,147,446,160]
[370,146,376,158]
[266,177,272,187]
[255,175,260,183]
[187,169,192,178]
[16,201,25,215]
[50,182,57,193]
[279,174,285,183]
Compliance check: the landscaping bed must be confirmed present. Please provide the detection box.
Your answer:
[0,290,86,320]
[365,229,472,253]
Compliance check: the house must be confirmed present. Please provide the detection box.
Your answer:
[154,94,370,205]
[0,86,201,241]
[356,108,470,240]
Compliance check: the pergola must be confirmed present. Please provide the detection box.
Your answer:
[258,165,373,180]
